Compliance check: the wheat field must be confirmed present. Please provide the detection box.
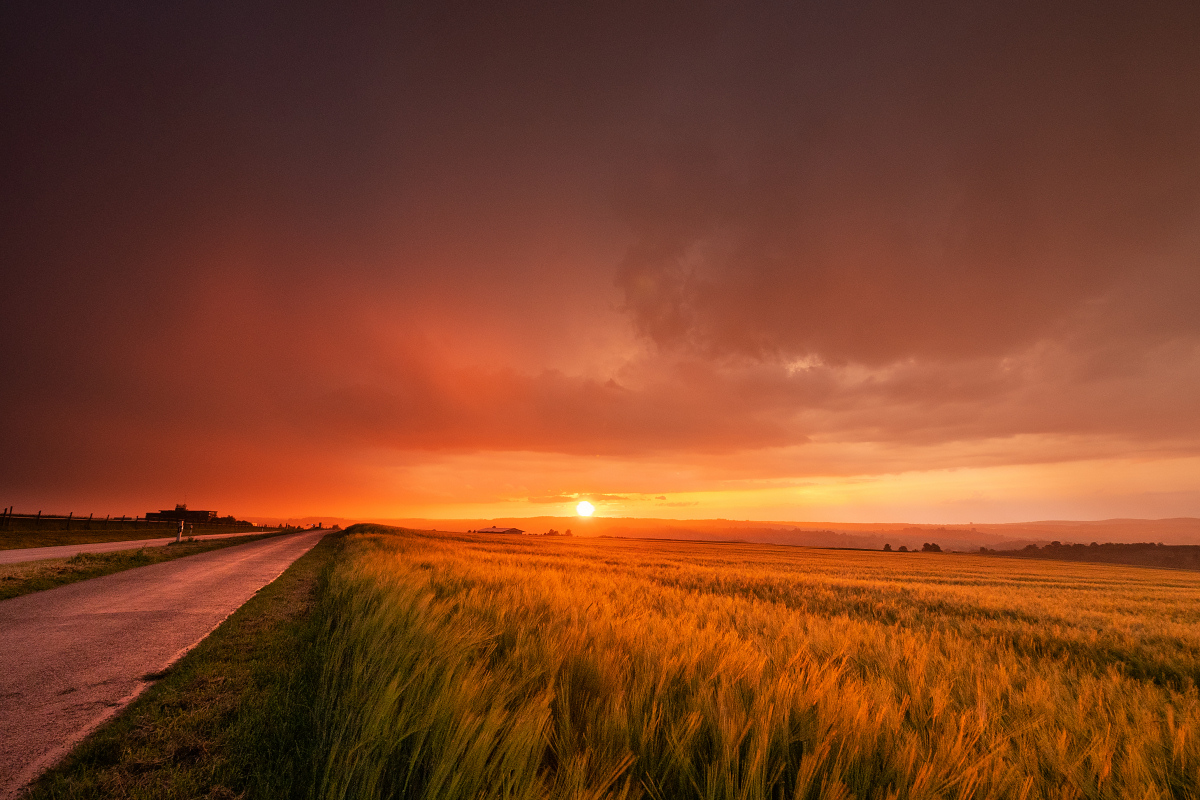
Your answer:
[299,525,1200,800]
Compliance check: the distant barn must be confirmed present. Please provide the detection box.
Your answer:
[475,526,524,535]
[145,504,218,523]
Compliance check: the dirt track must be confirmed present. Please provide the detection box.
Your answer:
[0,529,326,798]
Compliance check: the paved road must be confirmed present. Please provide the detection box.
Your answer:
[0,530,290,565]
[0,529,326,798]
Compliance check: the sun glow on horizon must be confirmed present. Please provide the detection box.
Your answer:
[576,500,595,516]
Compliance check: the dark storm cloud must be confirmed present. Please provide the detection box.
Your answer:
[611,2,1200,363]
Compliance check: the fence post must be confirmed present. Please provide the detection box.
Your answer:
[66,511,72,531]
[36,510,41,529]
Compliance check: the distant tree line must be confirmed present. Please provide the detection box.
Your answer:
[979,541,1200,571]
[882,542,942,553]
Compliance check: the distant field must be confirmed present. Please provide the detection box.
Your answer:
[277,525,1197,800]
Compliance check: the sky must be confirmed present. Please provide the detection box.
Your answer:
[3,1,1199,523]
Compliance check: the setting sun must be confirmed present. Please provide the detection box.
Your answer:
[576,500,595,516]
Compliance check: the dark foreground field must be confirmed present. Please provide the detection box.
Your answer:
[29,525,1200,799]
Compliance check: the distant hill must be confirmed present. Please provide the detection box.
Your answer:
[349,516,1200,552]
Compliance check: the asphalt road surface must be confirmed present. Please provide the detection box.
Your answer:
[0,530,289,565]
[0,529,327,798]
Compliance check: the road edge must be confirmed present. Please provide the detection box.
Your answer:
[4,531,327,800]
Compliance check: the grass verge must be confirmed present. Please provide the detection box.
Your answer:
[19,531,343,800]
[0,533,288,602]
